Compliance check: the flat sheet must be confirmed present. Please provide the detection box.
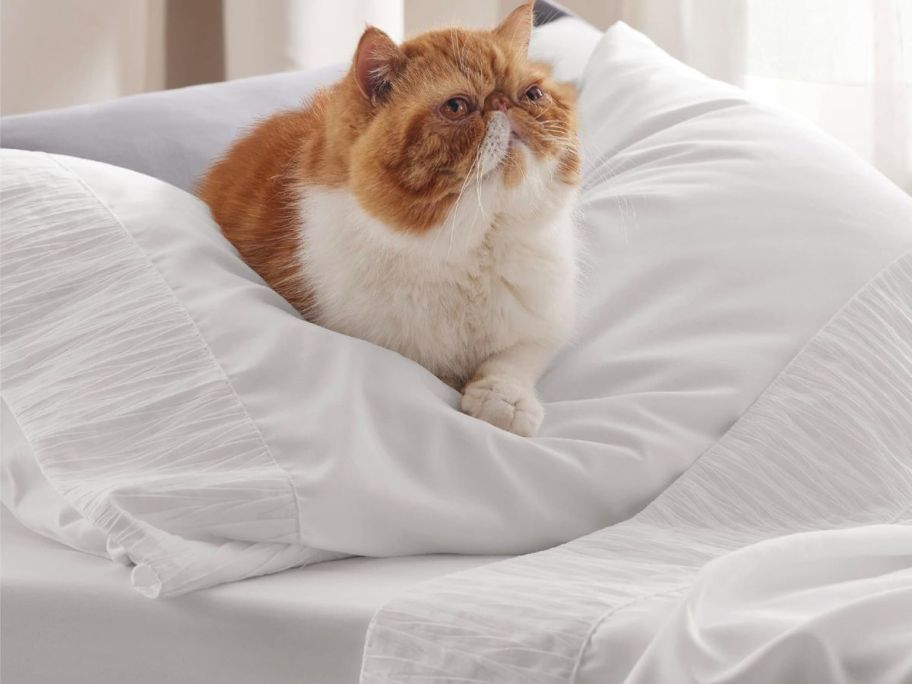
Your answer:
[0,510,499,684]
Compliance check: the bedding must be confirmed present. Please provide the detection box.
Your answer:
[0,65,344,193]
[360,250,912,682]
[0,11,602,583]
[1,510,498,684]
[2,16,911,601]
[2,399,112,559]
[1,8,910,683]
[528,12,601,86]
[598,526,912,684]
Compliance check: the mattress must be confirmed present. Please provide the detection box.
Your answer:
[0,510,500,684]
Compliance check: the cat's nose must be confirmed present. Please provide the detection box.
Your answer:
[486,93,511,112]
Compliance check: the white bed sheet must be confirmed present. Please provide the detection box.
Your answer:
[0,510,500,684]
[360,251,912,683]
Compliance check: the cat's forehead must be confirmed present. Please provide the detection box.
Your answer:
[400,28,526,93]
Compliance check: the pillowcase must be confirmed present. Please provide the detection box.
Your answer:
[3,22,911,597]
[0,66,344,193]
[528,13,602,87]
[560,22,910,476]
[1,399,112,559]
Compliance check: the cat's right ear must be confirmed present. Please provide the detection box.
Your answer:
[494,1,534,56]
[354,27,405,104]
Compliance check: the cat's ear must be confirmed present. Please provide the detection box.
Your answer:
[494,1,534,56]
[354,27,405,103]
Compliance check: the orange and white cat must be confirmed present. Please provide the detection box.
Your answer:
[199,2,580,436]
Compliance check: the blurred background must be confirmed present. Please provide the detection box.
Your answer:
[1,0,910,191]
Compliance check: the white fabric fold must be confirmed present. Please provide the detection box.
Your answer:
[0,151,341,597]
[359,251,912,683]
[606,525,912,684]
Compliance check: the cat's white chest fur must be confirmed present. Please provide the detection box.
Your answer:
[298,174,577,387]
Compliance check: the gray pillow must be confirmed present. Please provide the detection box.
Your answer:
[1,66,344,193]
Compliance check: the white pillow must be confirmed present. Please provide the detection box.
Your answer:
[556,22,912,469]
[2,22,910,597]
[528,15,602,87]
[1,399,111,559]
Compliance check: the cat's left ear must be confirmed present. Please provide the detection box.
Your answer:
[354,27,405,103]
[494,1,534,56]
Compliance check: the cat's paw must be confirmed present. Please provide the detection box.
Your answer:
[460,376,543,437]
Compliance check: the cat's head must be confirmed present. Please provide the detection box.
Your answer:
[338,2,579,244]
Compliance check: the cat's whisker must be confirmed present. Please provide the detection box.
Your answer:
[443,140,484,259]
[473,151,488,224]
[434,170,467,255]
[573,142,637,242]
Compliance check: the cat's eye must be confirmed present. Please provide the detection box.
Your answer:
[439,97,471,120]
[524,85,545,102]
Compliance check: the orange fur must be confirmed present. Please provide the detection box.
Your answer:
[198,3,579,319]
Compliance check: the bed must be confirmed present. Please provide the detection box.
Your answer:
[1,510,496,683]
[2,4,910,683]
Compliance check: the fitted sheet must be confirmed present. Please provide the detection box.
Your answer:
[0,510,499,684]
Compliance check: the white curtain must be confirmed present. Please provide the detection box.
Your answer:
[0,0,165,116]
[606,0,912,192]
[222,0,403,80]
[0,0,404,115]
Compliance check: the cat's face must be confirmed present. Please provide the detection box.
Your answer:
[343,3,579,238]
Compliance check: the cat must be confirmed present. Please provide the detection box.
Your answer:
[199,2,580,437]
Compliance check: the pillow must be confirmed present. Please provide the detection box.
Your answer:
[3,22,911,597]
[528,14,602,86]
[0,66,344,193]
[1,399,112,559]
[560,22,910,475]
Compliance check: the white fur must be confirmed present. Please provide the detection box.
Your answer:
[299,113,578,435]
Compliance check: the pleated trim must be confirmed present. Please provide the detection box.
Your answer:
[0,151,330,597]
[360,250,912,683]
